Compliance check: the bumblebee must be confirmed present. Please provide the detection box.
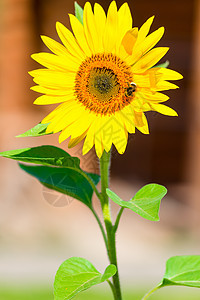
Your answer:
[125,82,137,97]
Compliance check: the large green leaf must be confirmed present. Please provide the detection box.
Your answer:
[75,2,83,25]
[54,257,117,300]
[142,256,200,300]
[16,123,51,137]
[0,146,80,168]
[19,164,100,208]
[161,255,200,288]
[107,184,167,221]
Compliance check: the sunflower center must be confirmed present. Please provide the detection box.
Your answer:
[88,68,119,101]
[75,53,135,115]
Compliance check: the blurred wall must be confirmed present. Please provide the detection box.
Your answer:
[186,0,200,207]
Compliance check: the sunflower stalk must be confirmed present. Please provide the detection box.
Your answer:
[100,150,123,300]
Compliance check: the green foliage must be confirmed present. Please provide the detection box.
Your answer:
[161,255,200,288]
[1,145,100,208]
[0,146,80,168]
[143,255,200,299]
[19,163,99,208]
[54,257,117,300]
[107,184,167,221]
[16,123,50,137]
[75,2,83,25]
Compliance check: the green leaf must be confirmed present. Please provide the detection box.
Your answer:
[19,164,100,208]
[107,184,167,221]
[54,257,117,300]
[0,146,80,168]
[75,2,83,25]
[161,255,200,288]
[16,123,51,137]
[142,255,200,300]
[1,145,100,208]
[154,60,169,68]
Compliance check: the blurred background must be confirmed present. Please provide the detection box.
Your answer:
[0,0,200,299]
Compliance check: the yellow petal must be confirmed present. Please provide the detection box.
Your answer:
[68,131,87,148]
[132,26,165,60]
[41,35,69,56]
[31,85,73,96]
[94,3,106,52]
[114,136,128,154]
[31,70,75,89]
[133,67,181,91]
[111,119,128,154]
[143,27,164,52]
[64,114,92,139]
[33,94,74,105]
[95,124,104,158]
[99,116,113,152]
[118,43,130,60]
[41,106,62,124]
[136,16,155,44]
[137,90,169,103]
[133,110,145,127]
[151,103,178,116]
[132,47,169,73]
[50,102,83,133]
[56,104,85,140]
[133,97,151,112]
[133,72,154,88]
[56,22,85,60]
[136,113,149,134]
[148,68,160,88]
[158,68,183,80]
[42,101,77,130]
[29,69,75,79]
[69,14,92,57]
[125,16,156,65]
[82,120,97,155]
[121,28,138,56]
[83,2,99,53]
[155,80,179,91]
[58,128,71,143]
[93,115,112,157]
[103,1,118,53]
[70,112,95,139]
[116,2,132,51]
[31,53,80,72]
[118,2,132,32]
[44,107,73,133]
[119,106,135,133]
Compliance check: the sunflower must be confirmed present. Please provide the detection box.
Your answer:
[30,1,182,158]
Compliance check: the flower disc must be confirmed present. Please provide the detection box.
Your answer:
[75,53,134,115]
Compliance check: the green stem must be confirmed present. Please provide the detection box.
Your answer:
[142,285,161,300]
[91,208,108,252]
[113,207,124,233]
[100,151,123,300]
[107,280,117,299]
